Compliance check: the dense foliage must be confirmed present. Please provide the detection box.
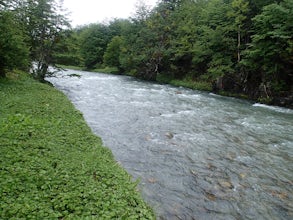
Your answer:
[54,0,292,106]
[0,72,155,219]
[0,7,29,77]
[1,0,292,105]
[0,0,69,81]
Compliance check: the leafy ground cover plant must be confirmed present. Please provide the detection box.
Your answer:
[0,71,154,219]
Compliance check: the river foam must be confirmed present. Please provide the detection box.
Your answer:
[47,70,293,220]
[253,103,293,114]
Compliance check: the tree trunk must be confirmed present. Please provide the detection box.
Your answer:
[237,24,241,63]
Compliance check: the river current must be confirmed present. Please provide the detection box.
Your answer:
[48,70,293,220]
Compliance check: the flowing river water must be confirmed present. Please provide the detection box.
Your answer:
[48,70,293,220]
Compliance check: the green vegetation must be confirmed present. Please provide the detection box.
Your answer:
[157,74,212,91]
[0,72,154,219]
[0,0,291,217]
[56,65,83,71]
[93,67,120,74]
[0,0,69,81]
[56,65,120,75]
[0,11,29,77]
[1,0,291,106]
[52,0,292,107]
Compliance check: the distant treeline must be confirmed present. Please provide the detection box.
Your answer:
[54,0,292,106]
[1,0,292,107]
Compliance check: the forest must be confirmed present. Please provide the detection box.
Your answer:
[1,0,292,107]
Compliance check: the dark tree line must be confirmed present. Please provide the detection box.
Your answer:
[1,0,292,106]
[0,0,69,81]
[54,0,292,106]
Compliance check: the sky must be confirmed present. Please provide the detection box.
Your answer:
[63,0,158,27]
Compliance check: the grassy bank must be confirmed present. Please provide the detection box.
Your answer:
[0,71,154,219]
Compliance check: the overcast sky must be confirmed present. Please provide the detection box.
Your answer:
[63,0,158,27]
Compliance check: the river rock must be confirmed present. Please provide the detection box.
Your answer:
[148,178,157,183]
[218,180,233,189]
[165,132,174,139]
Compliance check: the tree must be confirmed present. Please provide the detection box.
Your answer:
[103,36,124,70]
[0,9,29,77]
[244,0,293,97]
[121,0,178,80]
[248,0,281,15]
[53,29,83,67]
[50,0,292,105]
[114,1,156,78]
[79,24,111,69]
[166,0,207,78]
[25,0,69,81]
[229,0,249,63]
[190,0,236,81]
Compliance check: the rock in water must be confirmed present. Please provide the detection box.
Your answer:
[165,132,174,139]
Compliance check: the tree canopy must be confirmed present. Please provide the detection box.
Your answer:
[1,0,292,106]
[0,0,69,81]
[0,10,29,77]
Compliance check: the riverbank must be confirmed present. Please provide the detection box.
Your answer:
[47,69,293,219]
[0,71,154,219]
[57,65,293,109]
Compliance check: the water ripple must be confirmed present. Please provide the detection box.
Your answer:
[48,70,293,220]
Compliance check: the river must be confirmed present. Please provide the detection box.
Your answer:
[47,70,293,220]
